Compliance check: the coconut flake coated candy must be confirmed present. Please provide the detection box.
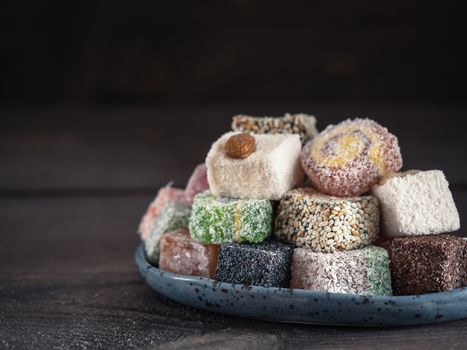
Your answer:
[390,235,467,295]
[138,186,190,240]
[189,191,273,244]
[291,245,392,295]
[372,170,460,237]
[206,132,304,200]
[300,118,402,197]
[144,202,191,264]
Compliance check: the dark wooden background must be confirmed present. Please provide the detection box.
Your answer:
[1,105,466,349]
[1,1,467,348]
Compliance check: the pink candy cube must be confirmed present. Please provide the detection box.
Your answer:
[159,228,219,278]
[185,163,209,204]
[138,186,190,240]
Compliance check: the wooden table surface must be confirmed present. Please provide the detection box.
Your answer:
[1,104,466,349]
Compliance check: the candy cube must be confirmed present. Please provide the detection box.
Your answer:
[144,202,191,264]
[215,240,294,288]
[291,246,392,295]
[231,113,318,144]
[275,188,379,252]
[159,228,219,278]
[300,118,402,197]
[185,163,209,204]
[372,170,460,237]
[390,235,467,295]
[189,191,273,244]
[138,186,189,240]
[206,132,304,200]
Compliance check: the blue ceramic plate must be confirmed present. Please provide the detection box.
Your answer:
[135,244,467,326]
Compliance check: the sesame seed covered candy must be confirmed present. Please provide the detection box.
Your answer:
[275,188,379,252]
[300,118,402,197]
[232,113,318,144]
[159,228,219,279]
[185,163,210,204]
[144,202,191,264]
[215,240,294,288]
[291,246,392,295]
[138,186,190,240]
[189,191,273,244]
[390,235,467,295]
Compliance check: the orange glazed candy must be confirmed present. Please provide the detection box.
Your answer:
[159,228,219,279]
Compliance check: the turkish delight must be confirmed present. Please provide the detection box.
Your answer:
[291,246,392,295]
[144,202,191,264]
[185,163,209,204]
[207,132,304,200]
[232,113,318,144]
[215,240,294,288]
[390,235,467,295]
[159,228,219,278]
[189,191,273,244]
[300,118,402,197]
[372,170,460,237]
[275,188,379,252]
[138,186,189,240]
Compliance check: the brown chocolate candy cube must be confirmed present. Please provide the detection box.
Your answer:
[159,228,219,279]
[390,235,467,295]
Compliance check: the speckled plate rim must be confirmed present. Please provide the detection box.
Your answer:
[135,243,467,327]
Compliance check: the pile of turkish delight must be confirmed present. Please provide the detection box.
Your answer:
[139,113,465,296]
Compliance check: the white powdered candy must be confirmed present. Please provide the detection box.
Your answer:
[206,132,304,200]
[291,246,392,295]
[371,170,460,237]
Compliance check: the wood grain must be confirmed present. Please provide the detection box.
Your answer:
[1,104,466,190]
[0,107,466,349]
[0,194,466,349]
